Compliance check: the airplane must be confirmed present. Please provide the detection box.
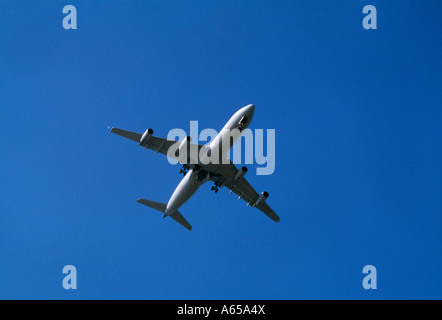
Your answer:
[110,104,280,231]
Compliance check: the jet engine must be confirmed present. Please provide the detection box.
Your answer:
[139,128,153,145]
[255,191,269,207]
[234,166,248,181]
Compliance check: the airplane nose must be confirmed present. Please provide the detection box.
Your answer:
[233,104,255,125]
[244,104,255,115]
[246,104,255,117]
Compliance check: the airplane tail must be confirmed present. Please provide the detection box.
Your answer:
[136,198,192,231]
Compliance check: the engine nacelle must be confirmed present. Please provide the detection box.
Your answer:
[178,136,192,153]
[255,191,269,206]
[139,128,153,145]
[234,166,248,181]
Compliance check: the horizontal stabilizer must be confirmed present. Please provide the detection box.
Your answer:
[169,211,192,231]
[136,198,192,231]
[136,198,167,212]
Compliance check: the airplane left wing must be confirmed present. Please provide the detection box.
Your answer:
[205,160,280,222]
[224,175,280,222]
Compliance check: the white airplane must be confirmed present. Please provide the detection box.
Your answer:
[110,104,280,231]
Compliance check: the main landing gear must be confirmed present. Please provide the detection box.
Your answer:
[179,164,190,176]
[211,181,222,193]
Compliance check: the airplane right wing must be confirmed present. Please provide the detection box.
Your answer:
[110,127,177,157]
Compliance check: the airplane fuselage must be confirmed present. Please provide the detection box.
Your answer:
[164,104,255,216]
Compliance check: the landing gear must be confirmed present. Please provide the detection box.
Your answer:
[179,164,190,176]
[195,167,209,182]
[211,181,222,193]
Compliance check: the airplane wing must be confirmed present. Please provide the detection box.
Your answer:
[110,127,177,156]
[205,160,280,222]
[110,127,203,163]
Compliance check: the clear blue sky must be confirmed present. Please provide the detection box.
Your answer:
[1,1,441,299]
